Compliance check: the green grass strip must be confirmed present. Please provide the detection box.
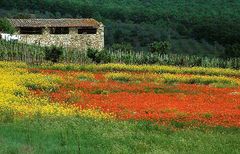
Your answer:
[35,63,240,77]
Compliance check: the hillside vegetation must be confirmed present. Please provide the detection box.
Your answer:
[0,0,240,56]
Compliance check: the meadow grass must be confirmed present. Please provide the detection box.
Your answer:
[1,40,240,69]
[35,63,240,77]
[0,117,239,154]
[105,72,240,87]
[77,72,95,81]
[1,61,240,77]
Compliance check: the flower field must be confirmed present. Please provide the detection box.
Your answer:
[30,66,240,127]
[1,61,240,126]
[0,61,240,153]
[0,62,113,120]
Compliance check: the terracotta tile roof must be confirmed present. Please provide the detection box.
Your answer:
[8,18,102,28]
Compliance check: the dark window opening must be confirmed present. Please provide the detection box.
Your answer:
[50,27,69,34]
[78,27,97,34]
[20,27,43,34]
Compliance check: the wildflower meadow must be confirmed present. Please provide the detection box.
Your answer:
[0,61,239,153]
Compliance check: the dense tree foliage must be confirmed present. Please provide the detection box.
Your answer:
[224,43,240,58]
[0,0,239,56]
[149,41,171,55]
[0,18,15,34]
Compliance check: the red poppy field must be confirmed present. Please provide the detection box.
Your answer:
[32,68,240,128]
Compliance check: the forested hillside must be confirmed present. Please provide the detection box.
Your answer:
[0,0,240,56]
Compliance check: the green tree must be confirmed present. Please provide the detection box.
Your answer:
[224,43,240,58]
[0,18,15,34]
[111,43,133,52]
[149,41,171,55]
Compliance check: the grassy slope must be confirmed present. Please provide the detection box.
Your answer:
[0,117,239,154]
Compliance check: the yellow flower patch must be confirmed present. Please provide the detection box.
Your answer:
[0,62,114,121]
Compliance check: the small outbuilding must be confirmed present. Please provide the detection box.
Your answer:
[8,18,104,50]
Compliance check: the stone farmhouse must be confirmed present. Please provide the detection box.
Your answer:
[8,18,104,50]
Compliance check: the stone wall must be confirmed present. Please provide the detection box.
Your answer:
[15,24,104,50]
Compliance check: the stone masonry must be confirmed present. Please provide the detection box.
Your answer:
[9,19,104,50]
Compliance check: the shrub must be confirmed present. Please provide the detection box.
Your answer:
[0,18,15,34]
[45,46,63,63]
[111,43,133,52]
[97,49,111,63]
[87,48,111,64]
[149,41,171,55]
[87,48,98,62]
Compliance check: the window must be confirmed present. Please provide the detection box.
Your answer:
[50,27,69,34]
[20,27,43,34]
[78,27,97,34]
